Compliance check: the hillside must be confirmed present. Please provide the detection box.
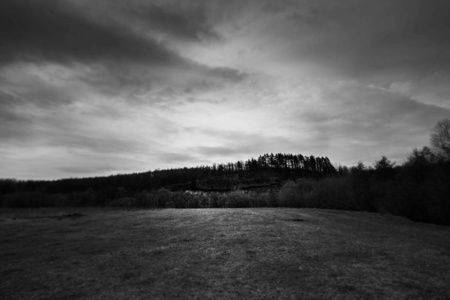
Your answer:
[1,151,450,226]
[0,153,335,194]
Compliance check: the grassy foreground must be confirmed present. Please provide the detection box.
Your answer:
[1,208,449,299]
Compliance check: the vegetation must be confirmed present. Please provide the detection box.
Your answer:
[0,153,335,194]
[431,118,450,159]
[1,120,450,226]
[0,152,335,206]
[1,208,449,299]
[1,119,450,299]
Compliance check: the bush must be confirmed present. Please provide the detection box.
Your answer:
[310,177,357,210]
[262,189,279,207]
[279,179,315,207]
[278,181,299,207]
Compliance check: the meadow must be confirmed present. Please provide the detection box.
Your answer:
[1,208,449,299]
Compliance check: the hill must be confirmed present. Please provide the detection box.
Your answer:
[1,151,449,226]
[0,153,335,194]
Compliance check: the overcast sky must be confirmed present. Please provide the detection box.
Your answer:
[1,0,450,180]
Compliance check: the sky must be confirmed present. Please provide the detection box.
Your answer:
[1,0,450,180]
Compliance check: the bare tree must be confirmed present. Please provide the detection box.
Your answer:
[431,119,450,159]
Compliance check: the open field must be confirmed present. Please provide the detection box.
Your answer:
[1,208,450,299]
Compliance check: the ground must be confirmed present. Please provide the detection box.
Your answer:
[1,208,449,299]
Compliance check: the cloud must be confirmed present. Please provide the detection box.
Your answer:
[57,164,119,176]
[112,1,223,43]
[385,72,450,109]
[0,0,251,166]
[0,0,247,98]
[158,152,200,164]
[0,143,149,180]
[189,129,301,159]
[0,92,35,141]
[1,0,449,179]
[205,66,248,83]
[288,81,450,164]
[0,96,169,179]
[0,64,81,108]
[0,0,185,67]
[194,146,242,156]
[252,0,450,83]
[261,0,298,14]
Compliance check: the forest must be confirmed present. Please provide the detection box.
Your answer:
[0,153,335,202]
[1,119,450,226]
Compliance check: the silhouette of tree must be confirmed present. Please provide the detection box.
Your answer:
[406,147,438,166]
[431,118,450,160]
[373,156,395,181]
[374,156,395,170]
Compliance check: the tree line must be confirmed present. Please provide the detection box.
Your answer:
[1,119,449,226]
[0,153,335,196]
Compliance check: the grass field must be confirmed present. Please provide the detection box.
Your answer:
[1,208,449,299]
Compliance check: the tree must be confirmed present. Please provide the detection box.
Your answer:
[374,156,395,170]
[351,161,366,174]
[431,118,450,160]
[405,146,438,167]
[373,156,395,180]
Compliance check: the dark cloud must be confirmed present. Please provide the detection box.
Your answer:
[0,92,34,141]
[70,62,248,104]
[0,0,185,67]
[205,66,248,83]
[0,0,245,82]
[116,1,222,42]
[282,0,450,81]
[0,0,248,115]
[261,0,297,14]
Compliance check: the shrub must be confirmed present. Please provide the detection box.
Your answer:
[263,189,279,207]
[222,191,248,208]
[310,177,357,210]
[278,181,299,207]
[278,179,314,207]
